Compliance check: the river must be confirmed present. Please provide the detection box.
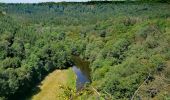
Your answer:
[71,56,91,90]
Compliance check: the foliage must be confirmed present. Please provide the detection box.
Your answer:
[0,2,169,100]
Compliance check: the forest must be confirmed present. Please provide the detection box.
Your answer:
[0,1,170,100]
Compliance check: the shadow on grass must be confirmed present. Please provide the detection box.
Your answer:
[22,83,42,100]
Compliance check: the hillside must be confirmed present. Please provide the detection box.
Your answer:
[0,2,170,100]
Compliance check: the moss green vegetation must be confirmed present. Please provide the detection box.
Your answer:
[0,1,170,100]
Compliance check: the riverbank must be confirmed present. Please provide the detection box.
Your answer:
[30,68,76,100]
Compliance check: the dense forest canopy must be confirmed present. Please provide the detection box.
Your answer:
[0,1,170,100]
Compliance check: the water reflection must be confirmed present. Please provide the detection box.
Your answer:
[71,56,91,90]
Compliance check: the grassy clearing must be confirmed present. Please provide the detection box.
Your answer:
[30,68,76,100]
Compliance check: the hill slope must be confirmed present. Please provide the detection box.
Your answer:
[0,2,170,100]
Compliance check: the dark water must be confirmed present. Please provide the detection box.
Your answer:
[71,56,91,90]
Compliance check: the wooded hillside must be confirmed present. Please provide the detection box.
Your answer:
[0,2,170,100]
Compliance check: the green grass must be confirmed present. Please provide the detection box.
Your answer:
[30,68,76,100]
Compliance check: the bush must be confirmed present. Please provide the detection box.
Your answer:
[2,57,21,69]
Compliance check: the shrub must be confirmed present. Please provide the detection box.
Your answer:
[2,57,21,69]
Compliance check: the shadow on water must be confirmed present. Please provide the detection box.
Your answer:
[71,56,91,91]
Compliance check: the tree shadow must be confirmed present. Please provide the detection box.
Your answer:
[23,83,42,100]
